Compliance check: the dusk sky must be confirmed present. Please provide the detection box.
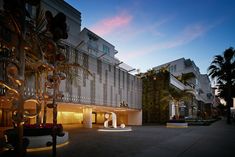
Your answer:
[65,0,235,74]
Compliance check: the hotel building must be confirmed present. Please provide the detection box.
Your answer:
[0,0,142,128]
[153,58,214,118]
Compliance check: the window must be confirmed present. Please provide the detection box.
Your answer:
[169,65,176,73]
[83,53,89,87]
[97,59,102,83]
[123,71,125,89]
[105,70,108,83]
[114,67,116,87]
[103,45,110,55]
[174,65,177,72]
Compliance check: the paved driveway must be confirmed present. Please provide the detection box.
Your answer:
[3,119,235,157]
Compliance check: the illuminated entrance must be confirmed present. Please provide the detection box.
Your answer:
[40,103,142,128]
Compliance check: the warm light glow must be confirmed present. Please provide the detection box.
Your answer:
[57,111,83,124]
[96,113,105,123]
[23,99,41,118]
[83,107,92,128]
[92,113,96,123]
[97,127,132,132]
[27,141,69,152]
[114,109,126,112]
[15,79,22,86]
[24,99,39,104]
[0,81,19,97]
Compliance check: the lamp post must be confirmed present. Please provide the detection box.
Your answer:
[44,10,68,157]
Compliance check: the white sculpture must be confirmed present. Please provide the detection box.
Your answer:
[104,113,110,128]
[120,123,125,128]
[104,112,117,128]
[111,112,117,128]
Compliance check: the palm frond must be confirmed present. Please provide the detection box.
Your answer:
[208,47,235,102]
[35,8,46,34]
[212,56,224,68]
[224,47,235,62]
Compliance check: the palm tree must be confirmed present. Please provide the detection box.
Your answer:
[208,47,235,124]
[161,86,193,119]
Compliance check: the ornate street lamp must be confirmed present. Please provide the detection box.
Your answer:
[44,10,68,157]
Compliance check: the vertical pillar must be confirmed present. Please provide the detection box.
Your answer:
[171,103,176,118]
[169,103,172,119]
[111,112,117,128]
[83,107,92,128]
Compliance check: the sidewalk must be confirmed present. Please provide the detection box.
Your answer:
[1,119,235,157]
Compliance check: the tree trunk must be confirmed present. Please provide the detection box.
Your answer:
[16,37,26,157]
[226,93,232,124]
[226,81,232,124]
[43,103,47,124]
[226,101,231,124]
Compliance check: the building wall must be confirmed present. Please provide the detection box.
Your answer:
[0,0,142,126]
[153,58,213,102]
[199,74,213,104]
[153,58,214,118]
[128,110,142,125]
[41,0,81,46]
[58,40,142,110]
[77,28,118,64]
[155,59,200,87]
[38,1,142,110]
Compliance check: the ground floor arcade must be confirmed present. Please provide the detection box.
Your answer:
[0,103,142,128]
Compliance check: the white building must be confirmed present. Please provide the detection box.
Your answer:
[153,58,214,118]
[0,0,142,127]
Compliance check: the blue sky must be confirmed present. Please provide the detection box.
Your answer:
[65,0,235,74]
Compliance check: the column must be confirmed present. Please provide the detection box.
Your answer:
[83,107,92,128]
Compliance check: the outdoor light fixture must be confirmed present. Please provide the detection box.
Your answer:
[127,68,136,73]
[115,61,123,66]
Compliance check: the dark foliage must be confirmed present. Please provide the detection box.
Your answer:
[45,11,68,41]
[208,47,235,124]
[142,70,170,123]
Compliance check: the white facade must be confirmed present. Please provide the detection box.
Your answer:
[0,0,142,127]
[153,58,214,118]
[40,0,142,127]
[153,58,213,105]
[199,74,214,104]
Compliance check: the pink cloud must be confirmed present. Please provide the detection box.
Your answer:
[110,17,170,42]
[117,24,213,61]
[90,12,132,36]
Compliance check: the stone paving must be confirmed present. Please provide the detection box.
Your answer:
[1,119,235,157]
